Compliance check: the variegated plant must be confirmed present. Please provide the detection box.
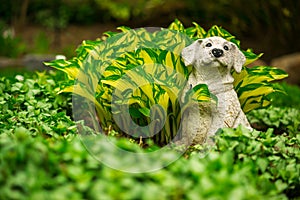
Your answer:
[46,19,287,145]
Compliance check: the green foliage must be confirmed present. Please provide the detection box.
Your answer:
[0,21,26,58]
[247,83,300,134]
[35,3,70,30]
[0,66,298,199]
[232,66,287,113]
[248,106,300,135]
[1,0,299,56]
[182,0,300,55]
[215,126,299,199]
[94,0,166,21]
[269,82,300,110]
[0,125,298,199]
[46,19,287,145]
[0,71,76,139]
[32,32,51,54]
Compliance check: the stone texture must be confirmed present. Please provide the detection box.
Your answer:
[271,52,300,85]
[0,57,22,68]
[0,54,57,71]
[23,54,56,71]
[181,37,252,145]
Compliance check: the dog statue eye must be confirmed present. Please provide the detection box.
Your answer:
[205,43,212,47]
[223,45,229,51]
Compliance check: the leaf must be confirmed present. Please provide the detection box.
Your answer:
[103,31,119,38]
[60,84,101,109]
[275,180,288,192]
[117,26,131,32]
[256,158,269,173]
[243,50,263,66]
[139,107,150,117]
[168,19,185,32]
[191,22,206,38]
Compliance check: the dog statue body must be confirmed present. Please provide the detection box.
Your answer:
[180,36,252,144]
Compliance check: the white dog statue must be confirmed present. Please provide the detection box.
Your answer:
[180,36,252,145]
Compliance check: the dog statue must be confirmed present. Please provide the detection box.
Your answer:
[180,36,252,145]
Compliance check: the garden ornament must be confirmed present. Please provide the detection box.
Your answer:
[180,36,252,144]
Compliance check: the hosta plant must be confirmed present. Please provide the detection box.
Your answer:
[46,19,287,145]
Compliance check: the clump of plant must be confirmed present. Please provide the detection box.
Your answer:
[46,19,287,145]
[215,126,300,199]
[248,106,300,134]
[0,123,299,199]
[0,71,76,139]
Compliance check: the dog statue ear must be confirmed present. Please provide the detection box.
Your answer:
[181,39,202,66]
[231,43,246,73]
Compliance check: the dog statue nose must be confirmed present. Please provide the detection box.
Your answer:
[212,48,223,58]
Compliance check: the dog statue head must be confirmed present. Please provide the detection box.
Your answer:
[181,36,245,73]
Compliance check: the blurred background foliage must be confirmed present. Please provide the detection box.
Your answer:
[0,0,299,60]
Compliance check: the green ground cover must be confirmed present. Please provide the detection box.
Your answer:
[0,70,299,199]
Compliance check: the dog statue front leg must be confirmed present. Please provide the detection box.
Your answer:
[232,110,253,131]
[180,101,212,145]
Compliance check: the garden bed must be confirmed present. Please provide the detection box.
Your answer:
[0,70,299,199]
[1,20,300,198]
[1,17,300,199]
